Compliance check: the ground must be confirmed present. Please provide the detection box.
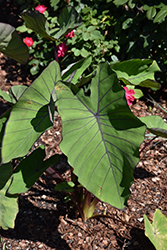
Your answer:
[0,2,167,250]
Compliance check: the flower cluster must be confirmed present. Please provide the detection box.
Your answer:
[23,37,34,47]
[123,86,135,106]
[56,42,68,58]
[35,4,47,14]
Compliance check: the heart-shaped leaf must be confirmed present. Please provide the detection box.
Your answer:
[56,62,145,209]
[8,85,28,104]
[139,115,167,138]
[144,209,167,250]
[8,146,59,194]
[0,177,18,230]
[111,59,161,89]
[1,61,61,164]
[0,22,29,64]
[0,85,28,104]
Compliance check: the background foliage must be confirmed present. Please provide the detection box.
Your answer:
[16,0,167,88]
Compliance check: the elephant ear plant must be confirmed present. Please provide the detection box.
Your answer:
[0,4,163,230]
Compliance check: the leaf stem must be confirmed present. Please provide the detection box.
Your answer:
[140,135,158,154]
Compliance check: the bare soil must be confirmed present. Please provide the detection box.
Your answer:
[0,2,167,250]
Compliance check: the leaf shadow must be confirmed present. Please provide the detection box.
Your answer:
[31,104,53,133]
[0,173,71,249]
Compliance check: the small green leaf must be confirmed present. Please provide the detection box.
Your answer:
[146,6,157,20]
[80,48,90,58]
[16,24,28,33]
[111,59,161,89]
[154,6,167,23]
[122,18,133,30]
[0,89,11,103]
[8,85,28,104]
[144,209,167,250]
[139,115,167,138]
[55,181,75,192]
[113,0,128,6]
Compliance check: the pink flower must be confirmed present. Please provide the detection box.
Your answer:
[35,4,47,14]
[23,37,34,47]
[56,42,68,58]
[65,30,75,38]
[123,86,135,106]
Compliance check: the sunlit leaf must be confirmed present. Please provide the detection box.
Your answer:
[0,178,18,230]
[111,59,161,89]
[1,61,61,164]
[144,209,167,250]
[56,62,145,209]
[153,6,167,23]
[139,115,167,138]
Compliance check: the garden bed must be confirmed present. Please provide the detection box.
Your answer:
[0,2,167,249]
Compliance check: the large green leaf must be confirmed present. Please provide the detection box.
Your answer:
[8,146,59,194]
[56,62,145,209]
[0,178,18,230]
[0,22,29,64]
[111,59,161,89]
[139,115,167,138]
[22,6,82,41]
[1,61,61,164]
[144,209,167,250]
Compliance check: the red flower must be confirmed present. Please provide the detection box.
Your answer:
[123,86,135,106]
[65,30,75,38]
[23,37,34,47]
[35,4,47,14]
[56,42,68,58]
